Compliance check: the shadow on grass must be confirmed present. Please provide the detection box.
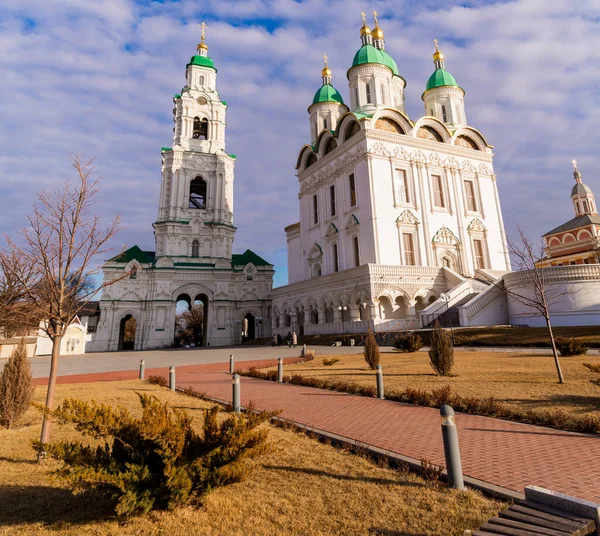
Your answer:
[503,394,600,413]
[464,427,597,438]
[0,485,113,526]
[0,456,37,465]
[262,465,424,488]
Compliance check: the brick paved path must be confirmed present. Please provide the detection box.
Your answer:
[35,358,600,503]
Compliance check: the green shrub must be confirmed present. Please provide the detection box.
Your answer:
[363,329,380,370]
[147,375,168,387]
[0,339,34,429]
[555,338,587,356]
[428,322,454,376]
[322,357,340,366]
[393,332,423,353]
[36,394,274,516]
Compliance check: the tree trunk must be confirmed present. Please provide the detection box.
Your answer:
[545,315,565,384]
[37,334,62,461]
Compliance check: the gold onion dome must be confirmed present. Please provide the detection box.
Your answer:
[322,65,332,77]
[360,11,371,35]
[372,11,384,39]
[433,39,444,61]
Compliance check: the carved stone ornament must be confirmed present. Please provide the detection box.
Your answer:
[325,223,339,240]
[392,146,411,161]
[444,156,459,170]
[369,142,391,157]
[432,225,460,245]
[396,210,419,226]
[197,96,208,105]
[477,163,492,175]
[413,150,427,164]
[345,214,359,231]
[429,153,442,166]
[300,148,367,195]
[467,218,487,233]
[307,243,323,261]
[461,160,476,172]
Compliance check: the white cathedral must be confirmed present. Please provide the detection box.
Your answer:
[271,14,512,338]
[90,28,274,352]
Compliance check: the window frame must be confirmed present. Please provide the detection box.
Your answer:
[431,173,446,209]
[365,83,372,104]
[329,184,336,217]
[332,243,339,272]
[402,232,416,266]
[353,235,360,267]
[349,173,357,207]
[394,168,411,206]
[312,194,319,225]
[464,180,477,212]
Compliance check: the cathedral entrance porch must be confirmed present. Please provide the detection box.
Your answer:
[175,293,209,348]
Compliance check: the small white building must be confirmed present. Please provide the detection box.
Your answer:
[272,16,511,336]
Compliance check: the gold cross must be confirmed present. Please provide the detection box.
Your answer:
[361,11,367,24]
[323,54,328,67]
[198,21,207,41]
[373,10,379,25]
[572,158,578,170]
[434,38,439,50]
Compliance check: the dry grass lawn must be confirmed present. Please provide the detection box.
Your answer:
[0,380,503,535]
[279,351,600,418]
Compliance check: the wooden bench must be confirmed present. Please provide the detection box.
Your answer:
[475,499,597,535]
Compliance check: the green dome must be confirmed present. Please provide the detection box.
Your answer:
[312,83,344,105]
[426,68,458,91]
[351,44,399,77]
[187,55,216,71]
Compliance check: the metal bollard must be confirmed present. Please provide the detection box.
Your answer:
[229,353,234,374]
[302,344,307,357]
[277,357,283,383]
[376,365,384,399]
[139,360,145,380]
[440,405,465,490]
[169,366,176,391]
[232,374,241,413]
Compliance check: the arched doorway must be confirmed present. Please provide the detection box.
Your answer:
[174,293,209,347]
[243,312,256,343]
[118,314,136,351]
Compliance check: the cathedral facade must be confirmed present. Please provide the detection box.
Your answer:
[272,14,512,337]
[91,31,274,352]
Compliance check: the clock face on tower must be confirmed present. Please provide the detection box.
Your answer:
[197,96,208,105]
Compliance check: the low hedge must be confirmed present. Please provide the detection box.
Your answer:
[241,368,600,435]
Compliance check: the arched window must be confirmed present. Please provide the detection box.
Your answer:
[192,240,199,257]
[189,177,207,209]
[129,266,137,279]
[365,83,372,104]
[199,75,205,86]
[323,117,328,130]
[344,121,361,141]
[324,138,337,155]
[441,105,448,123]
[193,117,208,140]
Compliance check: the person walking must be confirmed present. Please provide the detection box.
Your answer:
[277,333,282,347]
[273,334,277,347]
[292,331,297,348]
[286,331,292,348]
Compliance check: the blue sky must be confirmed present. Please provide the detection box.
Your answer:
[1,0,599,288]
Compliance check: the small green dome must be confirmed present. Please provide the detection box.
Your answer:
[426,68,458,91]
[312,83,344,105]
[351,44,399,77]
[187,55,217,71]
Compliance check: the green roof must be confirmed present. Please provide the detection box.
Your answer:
[109,245,155,264]
[161,147,172,152]
[173,93,181,99]
[351,44,399,77]
[231,249,272,267]
[187,55,216,71]
[312,83,345,105]
[426,68,459,91]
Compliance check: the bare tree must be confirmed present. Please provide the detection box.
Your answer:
[2,155,122,457]
[0,252,39,338]
[175,304,204,346]
[506,228,570,384]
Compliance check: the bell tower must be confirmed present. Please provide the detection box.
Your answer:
[154,24,236,262]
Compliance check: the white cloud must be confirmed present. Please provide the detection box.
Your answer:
[0,0,598,287]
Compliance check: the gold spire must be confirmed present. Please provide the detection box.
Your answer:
[360,11,371,36]
[321,54,332,78]
[433,38,444,62]
[572,158,578,171]
[197,22,208,53]
[372,10,384,40]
